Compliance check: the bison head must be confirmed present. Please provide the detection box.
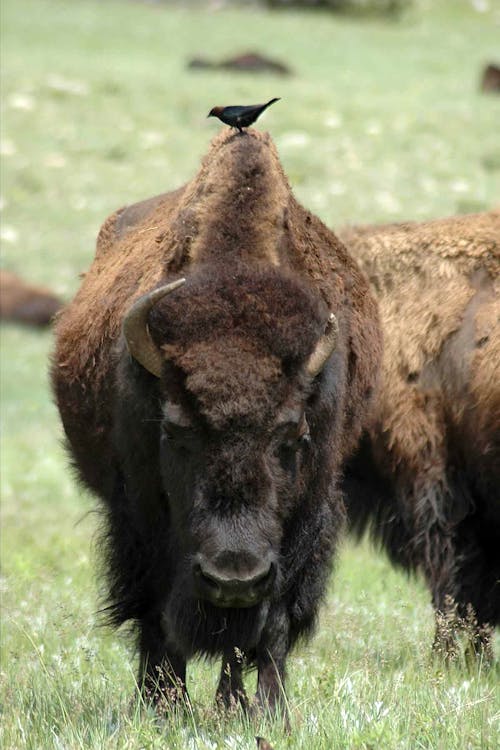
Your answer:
[122,264,338,614]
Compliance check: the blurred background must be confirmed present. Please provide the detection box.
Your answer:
[1,1,499,747]
[2,0,499,297]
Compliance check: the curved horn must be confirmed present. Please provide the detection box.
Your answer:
[123,278,186,377]
[306,312,339,378]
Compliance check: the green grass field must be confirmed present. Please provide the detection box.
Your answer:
[1,0,499,747]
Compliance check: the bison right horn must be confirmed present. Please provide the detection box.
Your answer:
[122,278,186,377]
[306,312,339,378]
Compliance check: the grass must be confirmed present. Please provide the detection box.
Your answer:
[1,0,499,747]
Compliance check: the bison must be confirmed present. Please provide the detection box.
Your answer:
[0,269,62,327]
[52,129,381,715]
[480,63,500,94]
[187,52,292,77]
[340,210,500,658]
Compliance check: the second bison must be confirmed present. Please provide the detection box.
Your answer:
[341,210,500,658]
[52,130,381,714]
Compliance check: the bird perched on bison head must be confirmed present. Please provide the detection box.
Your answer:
[208,98,280,132]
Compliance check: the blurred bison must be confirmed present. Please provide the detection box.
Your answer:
[480,63,500,93]
[0,270,62,326]
[340,210,500,658]
[52,129,381,715]
[188,51,292,76]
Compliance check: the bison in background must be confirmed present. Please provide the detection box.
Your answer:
[52,129,381,717]
[187,51,292,77]
[0,270,62,327]
[480,63,500,93]
[340,210,500,659]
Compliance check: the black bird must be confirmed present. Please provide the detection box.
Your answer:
[207,98,280,132]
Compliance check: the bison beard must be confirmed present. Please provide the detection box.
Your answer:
[52,130,381,718]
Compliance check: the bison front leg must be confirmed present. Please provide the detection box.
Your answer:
[432,523,496,665]
[255,609,290,726]
[138,616,189,711]
[215,647,248,711]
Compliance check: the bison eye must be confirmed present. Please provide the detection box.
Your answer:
[161,422,198,453]
[276,439,299,474]
[274,423,310,473]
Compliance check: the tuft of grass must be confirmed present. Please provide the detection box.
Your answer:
[1,0,499,748]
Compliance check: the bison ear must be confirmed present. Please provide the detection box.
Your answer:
[305,313,339,378]
[122,278,186,377]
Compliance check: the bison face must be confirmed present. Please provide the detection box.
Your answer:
[159,397,312,608]
[123,266,338,614]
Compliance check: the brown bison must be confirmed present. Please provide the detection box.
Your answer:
[188,51,292,76]
[340,210,500,658]
[0,270,62,326]
[52,129,381,716]
[480,63,500,93]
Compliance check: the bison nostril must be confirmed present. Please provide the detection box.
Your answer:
[193,563,224,596]
[194,557,276,605]
[253,561,276,588]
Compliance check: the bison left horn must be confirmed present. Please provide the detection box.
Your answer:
[306,312,339,378]
[122,278,186,377]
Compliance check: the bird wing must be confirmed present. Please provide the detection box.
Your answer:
[222,105,247,118]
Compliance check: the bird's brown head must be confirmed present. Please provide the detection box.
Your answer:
[207,106,223,118]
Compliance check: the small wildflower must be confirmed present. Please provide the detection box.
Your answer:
[1,226,19,243]
[325,114,342,129]
[0,139,17,156]
[46,74,89,96]
[450,179,469,193]
[8,93,35,111]
[278,132,310,149]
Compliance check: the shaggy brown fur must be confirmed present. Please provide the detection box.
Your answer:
[54,130,380,494]
[52,129,381,716]
[340,210,500,657]
[0,270,62,327]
